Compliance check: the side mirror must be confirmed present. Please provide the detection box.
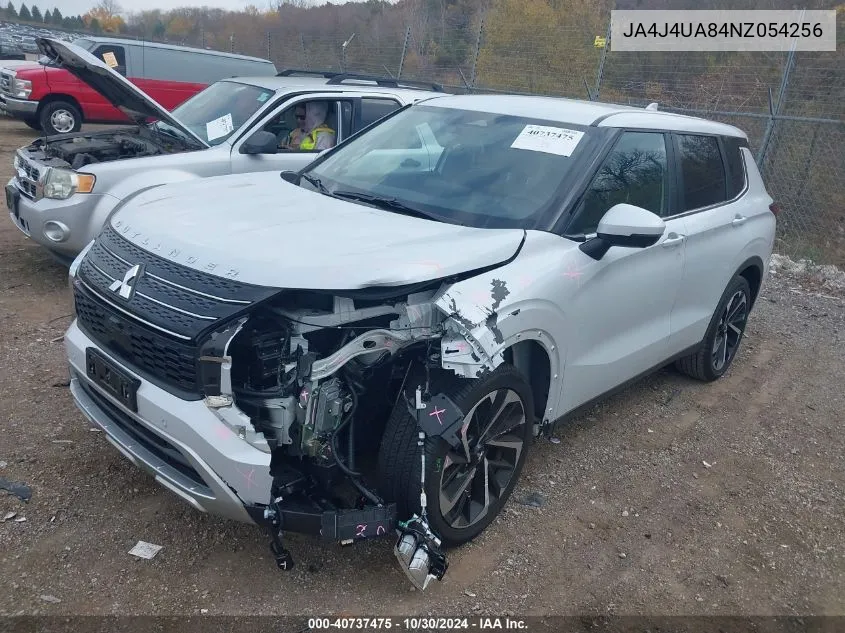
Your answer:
[279,170,300,185]
[240,130,279,155]
[579,203,666,261]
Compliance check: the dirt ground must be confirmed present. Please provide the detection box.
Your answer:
[0,116,844,619]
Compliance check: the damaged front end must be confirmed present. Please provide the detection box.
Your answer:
[196,281,501,588]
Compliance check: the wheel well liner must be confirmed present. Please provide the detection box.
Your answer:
[736,256,764,308]
[504,340,551,423]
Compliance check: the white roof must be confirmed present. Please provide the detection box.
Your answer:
[228,75,444,100]
[420,94,748,139]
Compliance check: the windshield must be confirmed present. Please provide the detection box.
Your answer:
[71,38,95,50]
[304,104,599,229]
[164,80,275,146]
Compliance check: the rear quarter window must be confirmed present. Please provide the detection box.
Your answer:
[722,136,747,199]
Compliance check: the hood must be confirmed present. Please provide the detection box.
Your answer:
[36,38,207,148]
[109,171,525,289]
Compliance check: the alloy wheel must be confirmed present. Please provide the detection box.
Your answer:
[437,388,527,529]
[712,289,748,372]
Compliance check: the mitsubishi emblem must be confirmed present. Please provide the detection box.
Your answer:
[109,263,144,300]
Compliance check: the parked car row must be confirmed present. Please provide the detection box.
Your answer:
[0,42,26,60]
[0,19,75,52]
[6,38,778,593]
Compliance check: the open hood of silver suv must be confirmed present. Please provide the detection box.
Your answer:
[108,171,525,289]
[36,37,208,148]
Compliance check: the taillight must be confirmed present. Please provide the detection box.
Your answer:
[769,202,781,216]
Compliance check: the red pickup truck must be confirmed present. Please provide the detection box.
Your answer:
[0,36,277,135]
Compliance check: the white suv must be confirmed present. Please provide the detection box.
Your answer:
[6,38,441,263]
[64,94,776,589]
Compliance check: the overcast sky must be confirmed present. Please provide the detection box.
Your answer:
[51,0,353,18]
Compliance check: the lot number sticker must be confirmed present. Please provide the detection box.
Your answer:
[206,113,234,141]
[102,51,118,68]
[511,125,584,156]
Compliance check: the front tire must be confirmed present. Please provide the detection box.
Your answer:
[675,275,751,382]
[22,118,41,131]
[39,101,82,136]
[378,365,534,547]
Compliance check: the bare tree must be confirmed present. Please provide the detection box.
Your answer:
[274,0,309,8]
[93,0,121,18]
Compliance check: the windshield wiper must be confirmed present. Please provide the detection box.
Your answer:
[331,190,440,221]
[301,173,330,195]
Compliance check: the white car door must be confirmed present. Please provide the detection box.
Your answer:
[667,134,758,351]
[558,131,687,412]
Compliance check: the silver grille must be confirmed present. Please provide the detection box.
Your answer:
[0,72,12,97]
[14,153,42,200]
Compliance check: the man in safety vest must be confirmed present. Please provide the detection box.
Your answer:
[299,101,336,151]
[280,104,306,149]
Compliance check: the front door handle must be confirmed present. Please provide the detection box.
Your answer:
[662,233,685,248]
[731,214,747,227]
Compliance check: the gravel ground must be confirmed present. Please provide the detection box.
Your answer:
[0,117,843,618]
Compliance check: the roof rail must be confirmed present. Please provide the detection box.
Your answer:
[325,73,445,92]
[276,68,344,78]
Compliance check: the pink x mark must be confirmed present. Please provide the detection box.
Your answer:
[429,407,446,425]
[236,467,256,490]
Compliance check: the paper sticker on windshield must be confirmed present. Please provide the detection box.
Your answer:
[206,113,234,141]
[102,51,118,68]
[510,125,584,156]
[257,92,271,102]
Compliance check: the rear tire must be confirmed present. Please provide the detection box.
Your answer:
[377,365,534,547]
[39,101,82,136]
[675,275,751,382]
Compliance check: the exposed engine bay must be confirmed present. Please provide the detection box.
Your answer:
[198,282,517,589]
[22,125,195,169]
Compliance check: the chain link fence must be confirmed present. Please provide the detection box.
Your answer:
[159,10,845,265]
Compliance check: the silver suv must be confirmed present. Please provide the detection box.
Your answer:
[5,38,442,263]
[65,94,776,590]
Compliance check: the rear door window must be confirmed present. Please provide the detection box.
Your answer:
[676,134,728,211]
[92,44,126,76]
[359,98,402,129]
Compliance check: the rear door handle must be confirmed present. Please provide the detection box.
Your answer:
[662,233,685,248]
[731,214,747,227]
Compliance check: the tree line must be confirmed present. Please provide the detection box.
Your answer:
[2,0,125,34]
[2,3,88,31]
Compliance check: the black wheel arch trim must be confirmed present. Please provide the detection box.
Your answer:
[734,255,765,309]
